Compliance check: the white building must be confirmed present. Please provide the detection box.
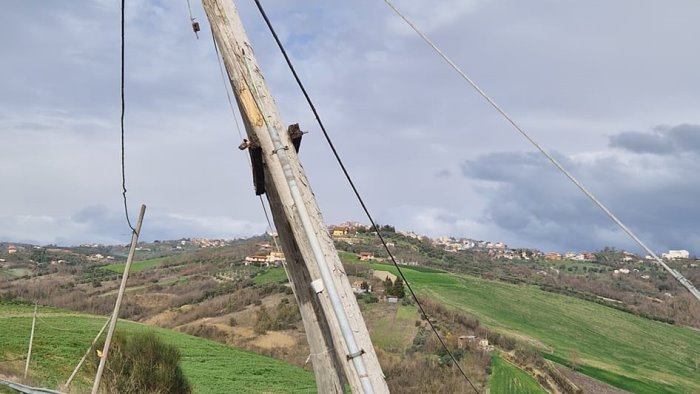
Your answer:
[662,250,690,260]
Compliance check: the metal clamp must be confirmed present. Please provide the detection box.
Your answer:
[272,146,289,155]
[346,349,366,361]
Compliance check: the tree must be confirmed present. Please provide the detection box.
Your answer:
[384,277,394,295]
[393,277,406,298]
[254,305,273,334]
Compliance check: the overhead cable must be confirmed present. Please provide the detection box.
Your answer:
[381,0,700,302]
[120,0,135,233]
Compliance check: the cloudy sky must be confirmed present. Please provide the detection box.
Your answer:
[1,0,699,255]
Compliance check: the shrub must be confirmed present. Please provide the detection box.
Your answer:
[92,331,191,394]
[254,306,273,334]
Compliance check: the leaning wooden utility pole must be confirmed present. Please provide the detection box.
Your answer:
[202,1,389,393]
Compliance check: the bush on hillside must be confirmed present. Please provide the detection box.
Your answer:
[92,331,191,394]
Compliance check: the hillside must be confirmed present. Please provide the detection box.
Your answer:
[366,262,700,393]
[2,236,700,393]
[0,301,315,393]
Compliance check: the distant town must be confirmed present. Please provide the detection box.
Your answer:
[1,222,694,268]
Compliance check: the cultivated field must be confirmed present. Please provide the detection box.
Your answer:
[0,301,315,393]
[369,263,700,394]
[100,257,169,274]
[488,354,547,394]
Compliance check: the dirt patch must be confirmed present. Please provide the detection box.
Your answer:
[251,330,297,349]
[141,308,179,326]
[372,270,396,282]
[131,293,175,309]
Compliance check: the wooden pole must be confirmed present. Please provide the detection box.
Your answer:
[91,204,146,394]
[23,302,37,380]
[202,2,388,393]
[64,317,110,389]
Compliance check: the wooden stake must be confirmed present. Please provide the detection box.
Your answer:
[64,316,110,389]
[91,204,146,394]
[23,302,37,380]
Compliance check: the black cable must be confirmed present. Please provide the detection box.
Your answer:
[120,0,135,233]
[252,1,480,392]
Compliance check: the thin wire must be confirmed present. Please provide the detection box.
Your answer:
[209,25,281,258]
[211,27,246,140]
[120,0,135,233]
[185,0,194,21]
[381,0,700,302]
[259,197,281,253]
[252,1,480,392]
[37,316,75,332]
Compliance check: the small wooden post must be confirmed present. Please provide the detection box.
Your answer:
[23,302,38,380]
[91,204,146,394]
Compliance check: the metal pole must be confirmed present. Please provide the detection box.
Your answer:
[23,302,37,380]
[64,317,110,389]
[91,204,146,394]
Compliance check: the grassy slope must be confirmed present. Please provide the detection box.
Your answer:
[0,268,31,280]
[100,257,168,274]
[368,263,700,393]
[488,354,547,394]
[0,302,315,393]
[254,267,289,285]
[363,303,419,351]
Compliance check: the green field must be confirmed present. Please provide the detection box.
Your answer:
[0,301,315,393]
[488,354,547,394]
[100,257,168,274]
[0,268,31,279]
[367,263,700,393]
[363,303,419,351]
[254,267,289,285]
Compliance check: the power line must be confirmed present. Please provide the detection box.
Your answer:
[251,1,480,392]
[210,27,246,141]
[120,0,135,233]
[259,196,281,253]
[381,0,700,302]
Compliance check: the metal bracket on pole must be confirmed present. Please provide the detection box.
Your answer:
[346,349,366,361]
[272,146,289,155]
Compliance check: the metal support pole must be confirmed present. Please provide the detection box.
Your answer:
[91,204,146,394]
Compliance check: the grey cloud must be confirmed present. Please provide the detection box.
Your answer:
[435,169,451,178]
[0,206,265,246]
[3,1,700,251]
[461,133,700,254]
[610,124,700,155]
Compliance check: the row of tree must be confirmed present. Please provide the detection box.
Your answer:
[384,277,405,298]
